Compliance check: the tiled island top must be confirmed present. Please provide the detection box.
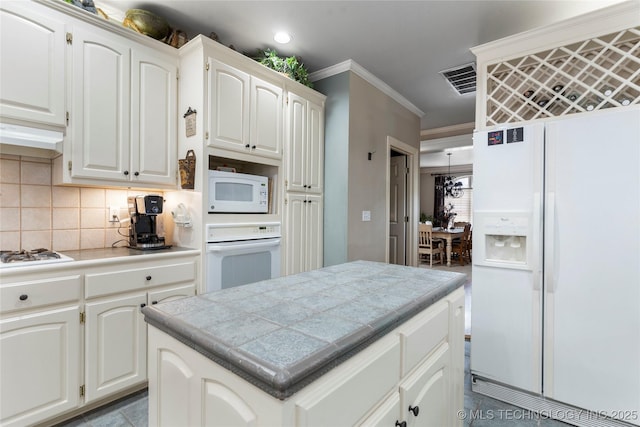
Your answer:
[142,260,466,399]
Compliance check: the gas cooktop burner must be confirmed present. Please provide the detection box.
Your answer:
[0,248,73,268]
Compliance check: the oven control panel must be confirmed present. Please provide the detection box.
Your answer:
[206,222,281,243]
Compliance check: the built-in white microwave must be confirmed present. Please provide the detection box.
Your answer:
[208,170,269,213]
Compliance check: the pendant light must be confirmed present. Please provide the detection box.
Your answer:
[444,153,463,198]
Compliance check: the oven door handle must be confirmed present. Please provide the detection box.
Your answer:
[206,239,281,253]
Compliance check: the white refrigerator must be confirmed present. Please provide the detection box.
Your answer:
[471,106,640,426]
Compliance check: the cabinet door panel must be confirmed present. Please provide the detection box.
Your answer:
[0,3,65,126]
[85,293,146,403]
[208,60,250,150]
[400,343,450,427]
[250,78,282,158]
[306,101,324,193]
[306,195,323,271]
[202,380,257,427]
[131,48,177,185]
[70,25,130,180]
[153,347,194,427]
[284,194,307,275]
[0,307,80,427]
[286,93,307,192]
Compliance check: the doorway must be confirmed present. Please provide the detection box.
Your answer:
[389,151,408,265]
[386,136,419,266]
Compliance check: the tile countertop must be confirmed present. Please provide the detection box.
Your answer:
[142,260,466,399]
[60,246,199,263]
[0,246,200,279]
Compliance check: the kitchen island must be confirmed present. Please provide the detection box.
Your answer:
[143,260,466,426]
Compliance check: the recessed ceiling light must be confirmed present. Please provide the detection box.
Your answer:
[274,31,291,44]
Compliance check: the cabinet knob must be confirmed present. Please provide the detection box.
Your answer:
[146,275,152,281]
[140,303,146,308]
[134,171,139,176]
[124,170,129,176]
[152,301,158,305]
[395,421,406,427]
[251,145,256,149]
[408,405,419,416]
[19,294,28,301]
[245,144,250,149]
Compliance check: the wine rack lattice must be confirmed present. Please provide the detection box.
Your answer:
[485,27,640,126]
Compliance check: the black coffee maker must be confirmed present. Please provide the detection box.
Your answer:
[128,195,169,249]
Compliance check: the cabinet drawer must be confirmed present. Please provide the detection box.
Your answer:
[399,300,449,376]
[296,337,400,427]
[1,275,81,314]
[85,261,196,299]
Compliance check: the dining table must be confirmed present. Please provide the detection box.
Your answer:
[431,227,465,267]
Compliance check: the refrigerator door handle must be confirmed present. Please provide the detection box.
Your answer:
[533,192,542,291]
[546,192,557,293]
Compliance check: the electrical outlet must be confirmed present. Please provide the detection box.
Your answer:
[109,206,119,223]
[362,210,371,222]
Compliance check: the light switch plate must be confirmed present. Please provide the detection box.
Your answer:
[362,210,371,221]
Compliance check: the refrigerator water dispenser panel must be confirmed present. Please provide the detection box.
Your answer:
[474,211,533,270]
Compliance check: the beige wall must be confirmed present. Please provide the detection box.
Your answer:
[0,154,164,252]
[346,73,420,262]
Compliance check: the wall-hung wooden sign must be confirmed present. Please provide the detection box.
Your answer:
[184,107,197,137]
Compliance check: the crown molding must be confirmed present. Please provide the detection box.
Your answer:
[310,59,424,118]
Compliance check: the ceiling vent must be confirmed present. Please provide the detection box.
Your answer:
[440,63,476,95]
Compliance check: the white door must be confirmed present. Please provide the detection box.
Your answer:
[85,292,147,403]
[400,345,450,427]
[305,194,323,271]
[284,193,306,275]
[470,123,544,393]
[306,100,324,194]
[70,24,130,181]
[207,59,250,151]
[0,2,66,126]
[543,107,640,418]
[389,154,407,265]
[0,306,80,427]
[250,77,282,158]
[286,93,307,193]
[131,46,177,185]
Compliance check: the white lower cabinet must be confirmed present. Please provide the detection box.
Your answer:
[0,306,81,427]
[147,287,465,427]
[284,193,323,275]
[400,343,450,427]
[0,251,199,426]
[84,292,147,403]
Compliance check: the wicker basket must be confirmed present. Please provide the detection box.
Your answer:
[178,150,196,189]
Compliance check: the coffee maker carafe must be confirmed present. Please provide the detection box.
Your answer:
[128,195,169,249]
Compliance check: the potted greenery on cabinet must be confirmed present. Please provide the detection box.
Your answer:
[253,49,313,88]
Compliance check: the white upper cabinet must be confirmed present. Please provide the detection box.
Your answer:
[65,23,177,187]
[207,60,250,152]
[207,58,283,159]
[250,77,283,158]
[69,24,131,181]
[285,92,324,193]
[0,1,66,127]
[131,47,178,185]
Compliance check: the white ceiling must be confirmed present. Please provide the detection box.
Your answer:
[97,0,624,165]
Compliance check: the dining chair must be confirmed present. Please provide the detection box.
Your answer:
[451,223,472,266]
[418,223,444,267]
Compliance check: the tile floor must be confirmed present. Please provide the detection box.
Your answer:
[57,262,569,426]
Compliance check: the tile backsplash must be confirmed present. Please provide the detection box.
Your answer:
[0,155,164,251]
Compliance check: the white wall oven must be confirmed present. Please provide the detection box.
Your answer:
[206,223,281,292]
